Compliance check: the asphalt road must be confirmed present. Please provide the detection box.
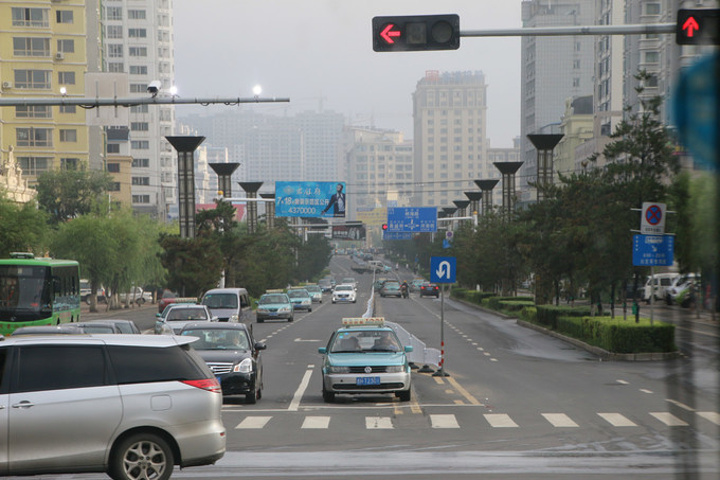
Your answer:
[22,256,720,479]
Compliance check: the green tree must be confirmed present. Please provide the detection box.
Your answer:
[0,196,49,257]
[158,234,223,297]
[35,169,113,225]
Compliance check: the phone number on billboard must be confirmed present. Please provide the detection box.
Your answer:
[287,207,320,215]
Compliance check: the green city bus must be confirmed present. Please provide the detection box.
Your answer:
[0,253,81,335]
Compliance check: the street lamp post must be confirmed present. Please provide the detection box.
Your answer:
[166,136,205,239]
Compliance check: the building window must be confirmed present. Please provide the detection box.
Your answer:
[12,7,49,27]
[59,129,77,142]
[132,195,151,204]
[13,37,50,57]
[131,140,150,149]
[131,123,149,132]
[645,3,661,15]
[17,128,53,147]
[128,9,147,20]
[129,47,147,57]
[56,10,74,24]
[60,158,79,170]
[572,59,581,69]
[132,158,150,168]
[106,25,123,39]
[645,51,659,63]
[57,39,74,53]
[17,156,52,175]
[59,105,76,114]
[105,7,122,20]
[58,71,75,85]
[130,105,149,113]
[109,182,121,192]
[107,62,124,72]
[129,84,146,93]
[106,144,120,154]
[573,77,580,87]
[128,28,147,38]
[15,105,52,118]
[645,74,659,88]
[129,65,148,75]
[107,163,121,173]
[108,44,123,58]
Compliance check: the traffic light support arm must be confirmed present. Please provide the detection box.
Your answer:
[461,23,675,37]
[0,96,290,108]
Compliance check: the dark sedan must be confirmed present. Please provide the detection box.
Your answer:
[420,283,440,298]
[179,321,266,404]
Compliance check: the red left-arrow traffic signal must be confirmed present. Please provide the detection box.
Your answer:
[372,14,460,52]
[676,9,720,45]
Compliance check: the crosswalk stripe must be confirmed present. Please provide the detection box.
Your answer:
[542,413,579,427]
[236,416,272,429]
[597,413,637,427]
[697,412,720,425]
[484,413,518,428]
[650,412,689,426]
[302,416,331,429]
[430,414,460,428]
[366,416,394,429]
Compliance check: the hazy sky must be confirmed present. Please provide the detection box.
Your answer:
[174,1,522,148]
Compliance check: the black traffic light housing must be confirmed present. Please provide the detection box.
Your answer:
[676,9,720,45]
[372,14,460,52]
[382,224,388,231]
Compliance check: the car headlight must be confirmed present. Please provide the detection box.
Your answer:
[327,365,350,374]
[303,299,311,304]
[234,358,253,374]
[279,306,291,313]
[385,365,404,373]
[230,314,239,323]
[257,308,268,314]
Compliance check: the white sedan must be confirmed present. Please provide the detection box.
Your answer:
[332,284,357,303]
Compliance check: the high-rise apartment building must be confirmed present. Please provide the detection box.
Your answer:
[519,0,595,200]
[98,0,176,217]
[412,70,489,209]
[0,0,90,182]
[345,127,413,220]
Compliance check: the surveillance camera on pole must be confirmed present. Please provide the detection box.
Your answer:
[147,80,162,97]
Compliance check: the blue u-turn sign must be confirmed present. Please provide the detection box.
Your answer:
[430,256,456,284]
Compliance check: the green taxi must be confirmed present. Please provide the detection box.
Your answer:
[255,290,294,323]
[318,318,413,403]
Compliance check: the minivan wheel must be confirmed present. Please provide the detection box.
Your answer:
[110,433,174,480]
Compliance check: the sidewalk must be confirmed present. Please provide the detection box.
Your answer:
[81,301,157,319]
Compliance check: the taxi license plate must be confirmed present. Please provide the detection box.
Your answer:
[356,377,381,386]
[270,312,278,316]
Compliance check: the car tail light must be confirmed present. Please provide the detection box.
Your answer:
[182,378,222,393]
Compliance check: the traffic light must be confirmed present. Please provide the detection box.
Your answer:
[372,14,460,52]
[382,224,388,231]
[676,9,720,45]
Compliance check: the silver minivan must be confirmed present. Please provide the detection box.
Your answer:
[0,334,225,479]
[200,287,252,323]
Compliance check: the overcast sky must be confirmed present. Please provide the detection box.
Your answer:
[173,1,522,148]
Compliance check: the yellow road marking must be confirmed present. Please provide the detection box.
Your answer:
[447,376,482,405]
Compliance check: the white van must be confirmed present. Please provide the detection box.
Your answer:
[642,273,678,303]
[200,287,252,322]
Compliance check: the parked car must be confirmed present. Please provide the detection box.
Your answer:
[0,334,226,478]
[179,321,266,404]
[117,286,153,305]
[665,273,700,306]
[80,279,107,305]
[642,273,678,303]
[420,282,440,298]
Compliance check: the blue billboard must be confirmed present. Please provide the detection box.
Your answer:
[276,181,346,218]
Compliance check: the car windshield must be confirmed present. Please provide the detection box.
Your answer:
[166,307,208,321]
[304,286,321,293]
[288,290,308,298]
[202,293,238,309]
[336,285,352,291]
[341,278,355,284]
[330,330,401,353]
[182,328,250,350]
[260,294,288,305]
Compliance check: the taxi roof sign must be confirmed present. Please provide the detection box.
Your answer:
[342,317,385,326]
[265,289,284,293]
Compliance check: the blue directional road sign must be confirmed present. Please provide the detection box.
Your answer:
[632,235,674,267]
[383,231,412,240]
[387,207,437,233]
[431,256,456,284]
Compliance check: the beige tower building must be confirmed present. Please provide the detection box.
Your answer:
[412,70,489,209]
[0,0,90,183]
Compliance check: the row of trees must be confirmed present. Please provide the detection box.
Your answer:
[385,88,718,311]
[1,169,332,311]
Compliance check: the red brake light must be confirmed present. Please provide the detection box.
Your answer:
[182,378,222,393]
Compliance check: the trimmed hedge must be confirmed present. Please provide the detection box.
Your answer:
[483,296,534,310]
[451,288,497,304]
[535,305,592,330]
[552,316,676,354]
[498,300,536,312]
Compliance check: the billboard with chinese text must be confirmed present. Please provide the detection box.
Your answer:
[275,181,346,218]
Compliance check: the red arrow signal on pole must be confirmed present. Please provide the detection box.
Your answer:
[381,24,401,44]
[682,16,699,37]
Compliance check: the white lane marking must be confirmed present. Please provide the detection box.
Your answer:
[430,414,460,429]
[542,413,579,427]
[616,379,629,385]
[490,358,499,362]
[650,412,689,426]
[666,399,695,411]
[484,413,518,428]
[294,338,322,342]
[597,413,638,427]
[640,389,654,394]
[366,417,394,429]
[288,366,314,412]
[302,416,331,429]
[236,416,272,429]
[697,412,720,425]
